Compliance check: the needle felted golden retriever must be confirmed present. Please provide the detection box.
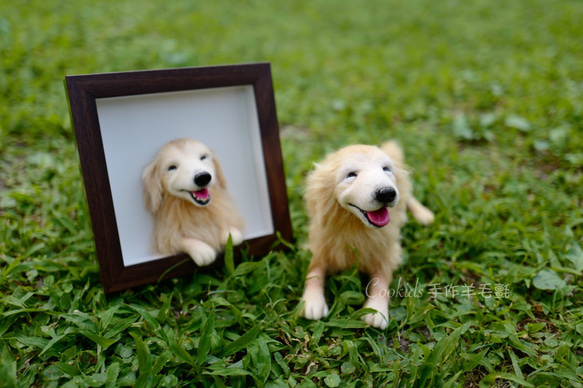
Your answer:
[142,138,244,266]
[300,141,434,329]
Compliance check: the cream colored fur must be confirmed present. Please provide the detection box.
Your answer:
[142,139,244,266]
[300,141,434,329]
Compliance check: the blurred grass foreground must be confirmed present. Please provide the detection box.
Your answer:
[1,0,583,387]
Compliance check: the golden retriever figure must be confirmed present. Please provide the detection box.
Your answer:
[142,139,244,266]
[300,141,434,329]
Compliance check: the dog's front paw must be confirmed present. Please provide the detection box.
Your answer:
[300,289,329,320]
[187,243,217,267]
[362,298,389,330]
[222,228,243,246]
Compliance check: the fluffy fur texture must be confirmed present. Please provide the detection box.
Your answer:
[142,139,244,266]
[300,141,434,329]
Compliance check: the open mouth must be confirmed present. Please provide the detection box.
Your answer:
[189,188,210,206]
[349,204,390,227]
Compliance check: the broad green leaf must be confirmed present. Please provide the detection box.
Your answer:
[505,114,531,131]
[84,373,108,387]
[503,322,538,357]
[1,256,25,280]
[480,372,534,388]
[152,350,173,375]
[39,333,70,356]
[508,349,524,379]
[426,323,470,365]
[0,192,17,208]
[24,243,46,257]
[461,349,487,372]
[525,322,546,334]
[453,113,474,140]
[103,316,139,339]
[156,292,173,323]
[62,312,98,333]
[565,242,583,272]
[44,365,64,381]
[274,352,291,377]
[443,371,464,388]
[12,335,49,349]
[126,304,162,334]
[166,329,196,367]
[324,372,341,387]
[324,319,368,329]
[253,336,271,384]
[78,330,118,349]
[130,332,152,375]
[341,361,356,375]
[312,320,325,343]
[203,367,251,377]
[416,363,437,388]
[533,269,567,290]
[105,362,120,388]
[549,126,570,152]
[0,346,17,388]
[343,340,361,368]
[231,262,262,278]
[134,371,154,388]
[98,305,121,331]
[55,363,82,378]
[50,208,77,234]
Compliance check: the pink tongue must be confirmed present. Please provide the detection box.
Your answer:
[193,188,209,200]
[366,208,390,227]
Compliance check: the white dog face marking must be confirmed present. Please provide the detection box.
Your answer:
[334,148,399,228]
[159,140,217,207]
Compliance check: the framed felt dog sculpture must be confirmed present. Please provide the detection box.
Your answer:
[65,63,292,293]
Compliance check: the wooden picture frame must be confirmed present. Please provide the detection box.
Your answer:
[65,63,292,293]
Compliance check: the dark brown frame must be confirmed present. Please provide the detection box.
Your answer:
[65,63,292,293]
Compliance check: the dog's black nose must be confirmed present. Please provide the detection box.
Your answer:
[194,172,212,187]
[375,187,396,204]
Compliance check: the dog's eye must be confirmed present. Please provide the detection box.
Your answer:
[200,155,208,161]
[383,167,392,173]
[167,165,177,171]
[346,172,357,179]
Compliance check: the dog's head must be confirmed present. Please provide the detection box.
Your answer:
[307,145,399,228]
[142,139,227,213]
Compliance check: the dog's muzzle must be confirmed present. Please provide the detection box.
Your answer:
[188,172,212,206]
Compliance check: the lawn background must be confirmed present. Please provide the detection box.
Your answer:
[1,0,582,387]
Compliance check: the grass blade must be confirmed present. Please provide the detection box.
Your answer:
[219,324,262,358]
[253,336,271,385]
[224,234,235,275]
[130,332,152,374]
[0,346,17,388]
[198,308,215,365]
[166,329,197,367]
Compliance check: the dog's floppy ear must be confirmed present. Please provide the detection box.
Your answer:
[305,162,339,226]
[212,152,228,190]
[142,160,163,213]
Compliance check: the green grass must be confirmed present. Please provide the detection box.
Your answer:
[1,0,583,386]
